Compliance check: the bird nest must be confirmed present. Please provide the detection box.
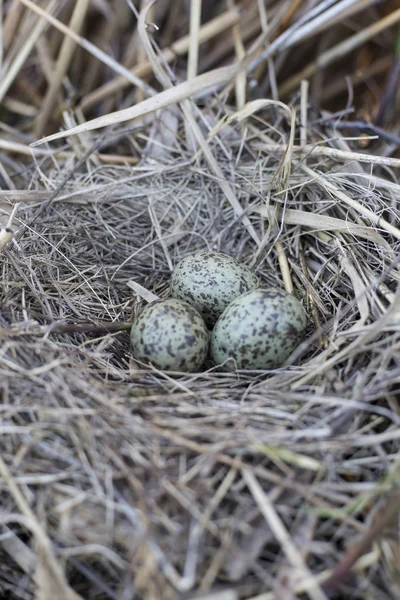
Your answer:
[1,1,400,599]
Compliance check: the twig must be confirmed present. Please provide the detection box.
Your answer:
[228,0,246,110]
[0,317,133,337]
[254,142,400,166]
[45,320,133,336]
[332,120,400,147]
[187,0,202,81]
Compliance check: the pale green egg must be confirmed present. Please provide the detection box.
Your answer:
[170,251,260,326]
[130,298,209,372]
[211,288,308,371]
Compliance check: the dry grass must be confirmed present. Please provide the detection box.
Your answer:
[1,1,400,599]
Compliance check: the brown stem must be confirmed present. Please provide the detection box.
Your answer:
[2,314,133,337]
[49,321,133,335]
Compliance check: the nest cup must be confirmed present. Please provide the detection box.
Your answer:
[1,1,400,597]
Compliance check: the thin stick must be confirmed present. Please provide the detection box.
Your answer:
[300,80,309,147]
[331,120,400,146]
[228,0,246,111]
[187,0,202,81]
[258,0,278,101]
[133,0,151,105]
[2,0,23,50]
[185,0,202,152]
[1,320,133,337]
[254,143,400,168]
[0,0,3,72]
[273,110,296,294]
[276,240,293,294]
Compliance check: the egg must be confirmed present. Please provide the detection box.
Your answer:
[130,298,209,372]
[211,288,308,371]
[170,251,260,326]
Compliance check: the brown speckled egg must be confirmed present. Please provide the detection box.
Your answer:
[170,251,260,326]
[130,298,209,372]
[211,288,307,371]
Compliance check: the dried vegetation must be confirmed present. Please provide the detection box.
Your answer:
[1,0,400,599]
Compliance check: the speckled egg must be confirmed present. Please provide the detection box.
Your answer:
[170,251,260,326]
[130,298,209,372]
[211,288,308,371]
